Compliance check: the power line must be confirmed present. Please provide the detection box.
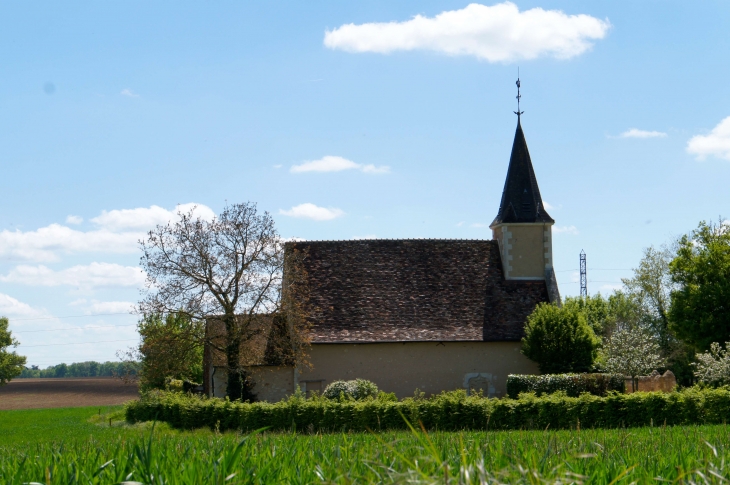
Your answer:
[20,339,139,348]
[561,281,623,284]
[555,268,631,272]
[14,324,138,334]
[10,312,134,322]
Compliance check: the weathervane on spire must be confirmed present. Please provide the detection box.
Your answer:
[514,69,524,120]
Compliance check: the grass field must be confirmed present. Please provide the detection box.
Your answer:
[4,406,730,483]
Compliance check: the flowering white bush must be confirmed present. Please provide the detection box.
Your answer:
[601,326,664,390]
[694,342,730,386]
[322,379,378,400]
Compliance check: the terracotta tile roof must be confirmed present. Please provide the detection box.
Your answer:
[287,239,549,343]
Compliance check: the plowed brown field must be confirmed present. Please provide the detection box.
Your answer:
[0,378,139,410]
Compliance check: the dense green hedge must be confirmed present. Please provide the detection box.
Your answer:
[506,373,625,398]
[126,387,730,432]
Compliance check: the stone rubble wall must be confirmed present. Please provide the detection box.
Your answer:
[625,370,677,393]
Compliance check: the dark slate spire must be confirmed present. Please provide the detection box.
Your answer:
[491,119,554,225]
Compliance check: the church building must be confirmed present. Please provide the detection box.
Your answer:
[205,91,561,401]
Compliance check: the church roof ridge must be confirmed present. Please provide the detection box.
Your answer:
[293,238,493,243]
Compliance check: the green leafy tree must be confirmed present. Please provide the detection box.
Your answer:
[619,244,698,385]
[19,361,136,379]
[622,245,675,351]
[54,363,68,378]
[135,313,204,391]
[0,317,27,385]
[563,292,647,338]
[601,326,665,391]
[562,294,611,336]
[521,303,600,374]
[669,219,730,351]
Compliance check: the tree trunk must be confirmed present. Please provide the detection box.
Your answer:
[224,313,256,401]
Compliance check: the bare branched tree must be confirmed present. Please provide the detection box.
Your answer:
[138,202,309,400]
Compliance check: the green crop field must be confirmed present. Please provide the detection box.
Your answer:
[3,406,730,484]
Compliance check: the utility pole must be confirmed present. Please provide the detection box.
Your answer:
[580,250,587,298]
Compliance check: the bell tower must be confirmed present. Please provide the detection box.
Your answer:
[490,78,561,303]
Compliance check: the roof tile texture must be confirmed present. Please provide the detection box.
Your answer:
[287,239,548,343]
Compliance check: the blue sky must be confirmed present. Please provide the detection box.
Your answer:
[1,1,729,366]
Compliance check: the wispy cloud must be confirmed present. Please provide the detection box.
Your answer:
[86,301,135,315]
[687,116,730,161]
[543,201,561,211]
[65,215,83,225]
[91,203,214,231]
[290,156,390,174]
[0,263,145,290]
[553,225,579,235]
[120,88,139,98]
[600,283,624,292]
[619,128,667,139]
[324,2,610,62]
[279,203,345,221]
[470,223,489,228]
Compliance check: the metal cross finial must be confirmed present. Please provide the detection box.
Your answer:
[514,70,524,119]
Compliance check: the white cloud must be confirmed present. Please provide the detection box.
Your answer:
[66,215,83,225]
[600,283,623,292]
[120,88,139,98]
[69,299,134,314]
[553,225,579,235]
[291,156,390,174]
[619,128,668,139]
[85,301,135,314]
[279,203,345,221]
[91,203,214,231]
[456,221,465,227]
[324,2,610,62]
[352,235,377,240]
[0,203,216,262]
[470,223,489,228]
[0,293,46,318]
[0,263,145,289]
[0,225,142,262]
[687,116,730,161]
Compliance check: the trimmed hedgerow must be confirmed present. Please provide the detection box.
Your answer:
[126,387,730,433]
[506,373,625,399]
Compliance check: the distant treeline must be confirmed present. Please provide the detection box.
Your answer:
[19,361,138,378]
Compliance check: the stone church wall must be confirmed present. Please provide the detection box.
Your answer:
[210,365,295,401]
[298,341,539,399]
